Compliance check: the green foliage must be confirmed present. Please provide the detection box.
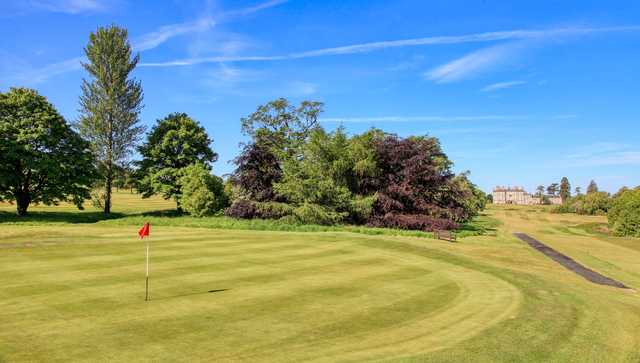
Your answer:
[273,127,378,223]
[348,194,377,224]
[230,100,485,232]
[560,177,571,202]
[587,180,599,194]
[179,163,228,217]
[451,172,487,220]
[240,98,323,159]
[0,88,97,216]
[292,203,347,225]
[255,201,295,219]
[78,24,144,214]
[555,191,611,215]
[608,187,640,237]
[136,113,217,209]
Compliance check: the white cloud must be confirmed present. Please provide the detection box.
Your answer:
[6,0,285,84]
[565,142,640,166]
[481,80,526,92]
[287,81,318,96]
[320,115,528,123]
[6,56,84,85]
[25,0,110,14]
[133,17,216,52]
[223,0,288,18]
[575,151,640,166]
[140,25,640,67]
[425,43,523,83]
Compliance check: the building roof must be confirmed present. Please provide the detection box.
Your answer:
[493,186,526,192]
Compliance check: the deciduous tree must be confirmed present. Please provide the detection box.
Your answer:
[240,98,322,158]
[587,180,599,194]
[136,113,217,210]
[0,88,97,216]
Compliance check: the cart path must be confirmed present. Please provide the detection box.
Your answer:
[513,233,629,289]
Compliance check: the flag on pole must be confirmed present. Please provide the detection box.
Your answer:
[139,222,150,239]
[139,222,151,301]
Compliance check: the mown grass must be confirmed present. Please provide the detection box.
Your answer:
[1,198,639,361]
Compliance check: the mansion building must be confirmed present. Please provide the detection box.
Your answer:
[493,186,562,205]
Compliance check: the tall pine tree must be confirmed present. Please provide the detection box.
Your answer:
[79,25,144,214]
[560,177,571,203]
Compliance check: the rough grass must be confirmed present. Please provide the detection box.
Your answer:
[1,198,639,362]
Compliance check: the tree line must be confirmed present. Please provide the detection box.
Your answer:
[1,24,486,232]
[549,178,640,237]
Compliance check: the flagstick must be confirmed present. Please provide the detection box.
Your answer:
[145,238,150,301]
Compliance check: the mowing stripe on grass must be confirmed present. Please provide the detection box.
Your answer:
[514,233,629,289]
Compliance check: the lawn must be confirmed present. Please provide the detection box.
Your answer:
[1,195,639,362]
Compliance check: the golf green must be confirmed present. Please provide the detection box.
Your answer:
[1,198,639,362]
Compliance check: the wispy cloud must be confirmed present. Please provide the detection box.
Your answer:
[321,115,529,123]
[481,80,526,92]
[6,0,285,84]
[140,25,640,67]
[565,142,640,166]
[133,17,216,52]
[23,0,110,14]
[286,81,318,96]
[320,114,578,123]
[425,42,524,83]
[6,56,85,85]
[223,0,288,18]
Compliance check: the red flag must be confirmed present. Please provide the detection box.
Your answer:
[138,223,150,239]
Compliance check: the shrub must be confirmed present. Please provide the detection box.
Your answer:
[577,192,610,215]
[367,213,458,231]
[225,199,258,219]
[553,192,611,215]
[608,188,640,237]
[255,202,295,219]
[293,203,346,225]
[179,163,228,217]
[348,194,377,224]
[551,203,574,214]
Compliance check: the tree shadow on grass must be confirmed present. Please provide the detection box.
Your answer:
[0,210,128,224]
[150,288,230,301]
[0,208,187,225]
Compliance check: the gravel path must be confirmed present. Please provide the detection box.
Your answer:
[514,233,629,289]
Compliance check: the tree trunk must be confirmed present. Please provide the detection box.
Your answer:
[104,164,112,214]
[16,192,30,217]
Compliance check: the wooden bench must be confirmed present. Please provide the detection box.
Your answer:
[434,229,456,242]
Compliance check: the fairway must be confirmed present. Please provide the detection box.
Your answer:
[1,198,640,362]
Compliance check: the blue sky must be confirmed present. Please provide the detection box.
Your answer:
[1,0,639,194]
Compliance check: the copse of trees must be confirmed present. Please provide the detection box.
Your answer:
[1,24,486,229]
[226,99,485,231]
[0,88,97,216]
